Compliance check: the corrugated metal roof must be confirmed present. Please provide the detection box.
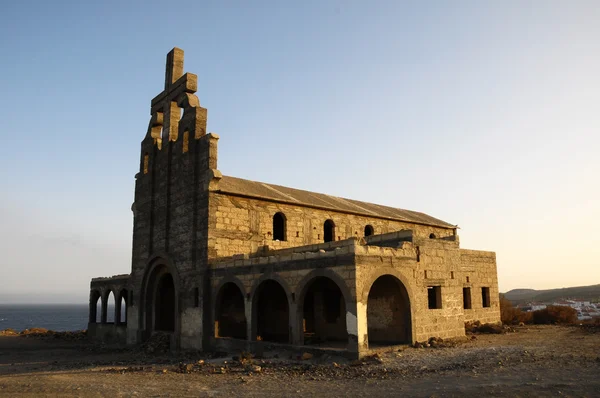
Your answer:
[216,175,455,228]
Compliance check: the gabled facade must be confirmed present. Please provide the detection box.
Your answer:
[88,48,500,358]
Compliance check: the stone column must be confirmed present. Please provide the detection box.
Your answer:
[289,301,299,345]
[115,295,122,324]
[245,298,253,341]
[101,295,108,324]
[346,300,368,358]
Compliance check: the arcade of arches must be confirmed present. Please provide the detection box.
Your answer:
[89,288,129,326]
[211,275,413,350]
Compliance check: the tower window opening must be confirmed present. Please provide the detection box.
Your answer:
[323,219,335,243]
[143,153,149,174]
[273,212,286,241]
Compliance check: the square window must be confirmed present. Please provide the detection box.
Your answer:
[427,286,442,309]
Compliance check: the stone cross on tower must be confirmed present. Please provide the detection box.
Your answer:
[164,48,184,90]
[145,48,206,148]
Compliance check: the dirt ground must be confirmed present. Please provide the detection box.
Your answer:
[1,325,599,397]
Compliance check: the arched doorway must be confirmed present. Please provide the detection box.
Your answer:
[155,274,175,331]
[215,282,247,339]
[252,280,289,343]
[300,277,347,347]
[367,275,411,345]
[143,264,178,336]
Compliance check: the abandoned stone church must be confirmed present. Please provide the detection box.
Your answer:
[88,48,500,357]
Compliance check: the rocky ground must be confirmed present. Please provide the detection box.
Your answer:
[0,325,599,397]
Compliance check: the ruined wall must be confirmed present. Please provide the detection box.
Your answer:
[354,238,500,349]
[460,249,501,324]
[207,192,455,261]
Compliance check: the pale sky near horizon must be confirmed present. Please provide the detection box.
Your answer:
[0,1,598,304]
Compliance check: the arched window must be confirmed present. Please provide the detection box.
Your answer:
[429,233,436,239]
[364,225,374,237]
[324,219,335,243]
[273,212,286,241]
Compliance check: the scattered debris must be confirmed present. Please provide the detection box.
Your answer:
[140,333,170,354]
[465,321,515,335]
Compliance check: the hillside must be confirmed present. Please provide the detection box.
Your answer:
[503,284,600,304]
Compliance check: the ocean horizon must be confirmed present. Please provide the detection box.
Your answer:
[0,304,100,332]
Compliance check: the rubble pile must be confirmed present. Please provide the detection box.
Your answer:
[140,332,171,354]
[465,321,514,334]
[412,336,458,349]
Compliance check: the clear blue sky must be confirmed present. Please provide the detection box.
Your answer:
[1,1,598,303]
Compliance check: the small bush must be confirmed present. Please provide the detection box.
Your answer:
[532,305,577,325]
[500,295,522,325]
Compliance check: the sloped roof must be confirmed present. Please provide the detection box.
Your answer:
[216,175,455,228]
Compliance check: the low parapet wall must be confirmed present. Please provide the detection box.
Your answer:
[88,323,127,344]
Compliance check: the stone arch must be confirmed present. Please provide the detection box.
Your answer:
[100,289,114,324]
[295,270,352,347]
[89,290,101,323]
[214,282,247,339]
[106,290,116,324]
[296,269,353,309]
[249,273,293,304]
[365,274,412,345]
[116,288,128,325]
[364,225,374,237]
[140,255,181,339]
[251,276,291,343]
[214,275,247,301]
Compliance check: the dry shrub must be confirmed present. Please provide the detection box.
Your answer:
[21,328,50,335]
[519,311,533,324]
[465,321,507,334]
[532,305,577,324]
[500,295,522,325]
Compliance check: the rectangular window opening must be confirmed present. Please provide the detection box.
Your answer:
[463,287,472,309]
[482,287,491,308]
[182,131,189,153]
[427,286,442,309]
[143,154,149,174]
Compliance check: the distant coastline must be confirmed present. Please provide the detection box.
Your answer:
[0,304,90,332]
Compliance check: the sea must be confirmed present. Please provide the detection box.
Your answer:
[0,304,104,332]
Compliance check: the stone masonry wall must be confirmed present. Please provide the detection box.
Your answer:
[354,239,500,349]
[460,249,501,324]
[207,192,455,261]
